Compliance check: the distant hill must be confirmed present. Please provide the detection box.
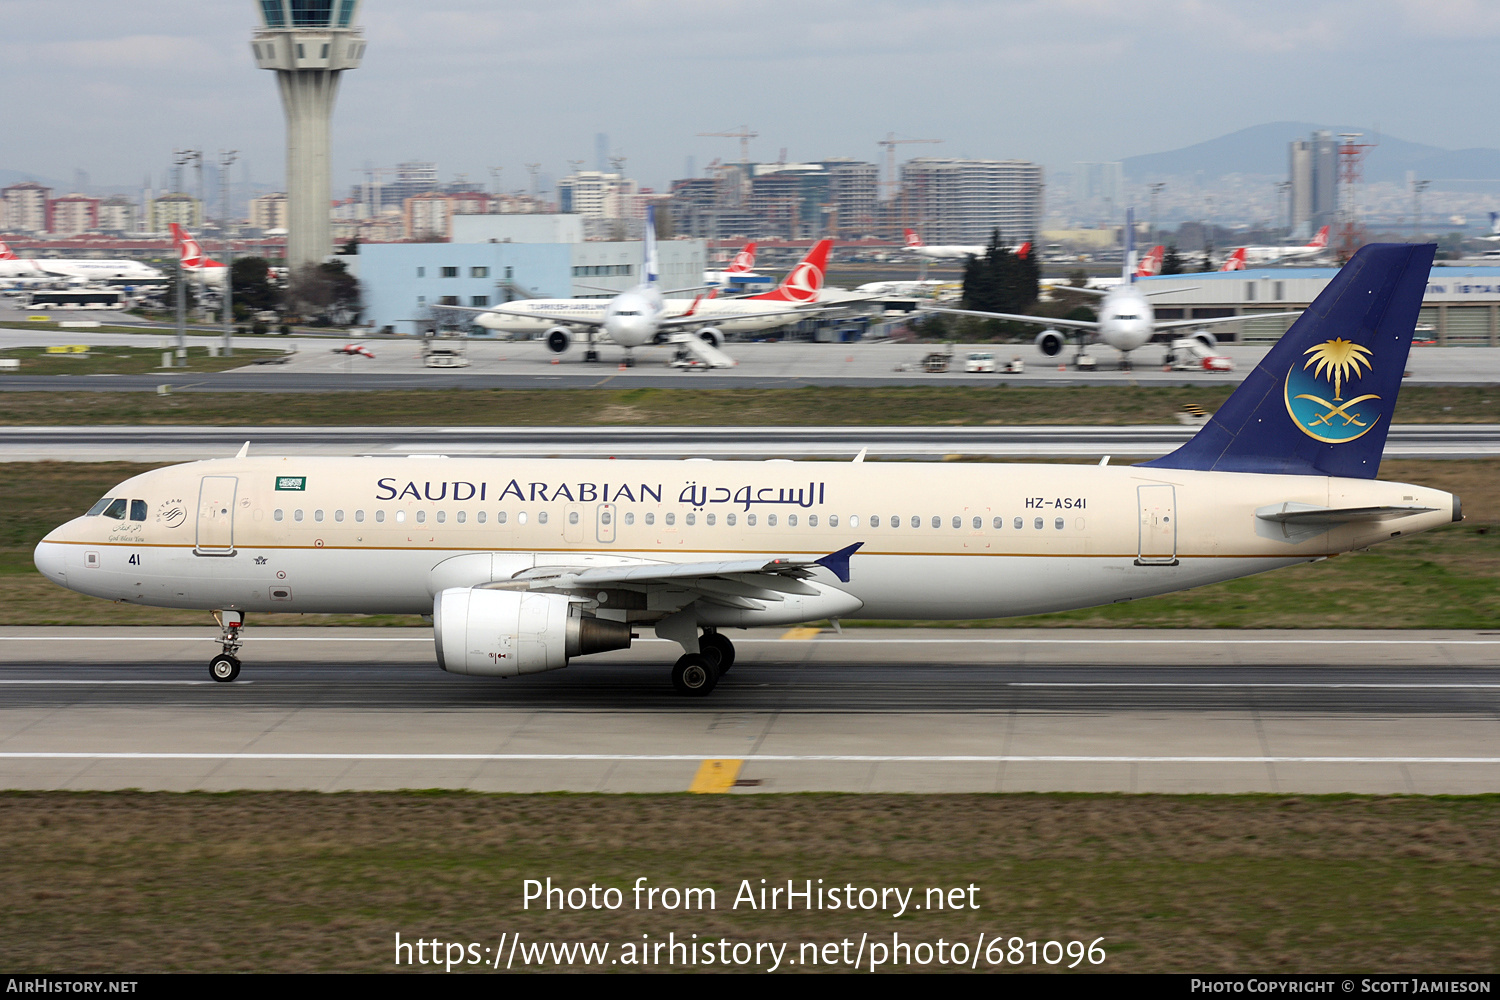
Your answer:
[1123,122,1500,184]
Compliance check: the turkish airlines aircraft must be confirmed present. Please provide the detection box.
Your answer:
[34,244,1457,696]
[929,215,1300,368]
[1229,226,1330,266]
[462,215,837,366]
[1081,245,1165,289]
[1220,248,1248,271]
[170,224,228,287]
[0,241,164,284]
[703,241,763,288]
[904,229,1030,261]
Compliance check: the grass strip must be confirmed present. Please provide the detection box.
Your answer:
[0,385,1494,425]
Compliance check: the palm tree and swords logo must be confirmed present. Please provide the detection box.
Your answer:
[1284,337,1381,443]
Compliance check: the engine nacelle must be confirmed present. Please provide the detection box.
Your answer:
[696,327,724,350]
[1035,329,1066,357]
[433,588,632,677]
[545,327,572,354]
[1190,329,1218,351]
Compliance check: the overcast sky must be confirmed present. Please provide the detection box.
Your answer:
[3,0,1498,194]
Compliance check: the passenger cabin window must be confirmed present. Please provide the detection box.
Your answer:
[767,514,777,527]
[375,510,385,523]
[274,509,284,522]
[538,511,548,525]
[294,509,304,522]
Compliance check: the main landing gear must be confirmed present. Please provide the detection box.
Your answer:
[670,629,736,697]
[209,610,244,682]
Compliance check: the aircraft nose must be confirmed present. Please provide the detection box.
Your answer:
[33,540,66,586]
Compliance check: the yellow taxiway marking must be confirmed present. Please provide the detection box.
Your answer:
[780,627,822,641]
[689,758,743,794]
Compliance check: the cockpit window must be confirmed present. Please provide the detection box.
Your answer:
[130,500,148,521]
[86,497,115,517]
[98,498,127,520]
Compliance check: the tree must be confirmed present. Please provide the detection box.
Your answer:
[339,237,360,256]
[288,260,361,326]
[231,257,278,317]
[961,230,1039,315]
[1161,245,1186,275]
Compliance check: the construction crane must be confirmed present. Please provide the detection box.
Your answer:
[697,126,759,166]
[877,133,942,203]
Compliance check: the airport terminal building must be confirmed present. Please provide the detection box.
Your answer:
[357,215,706,334]
[1136,265,1500,345]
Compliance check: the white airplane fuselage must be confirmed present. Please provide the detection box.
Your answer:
[34,456,1455,621]
[0,258,164,282]
[1091,285,1156,355]
[475,294,810,342]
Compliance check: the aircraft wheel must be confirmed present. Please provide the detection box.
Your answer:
[671,654,719,696]
[209,654,240,683]
[700,632,735,673]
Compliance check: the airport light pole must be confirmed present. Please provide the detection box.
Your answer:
[220,150,238,357]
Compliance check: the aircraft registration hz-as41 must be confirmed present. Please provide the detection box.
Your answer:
[35,244,1457,695]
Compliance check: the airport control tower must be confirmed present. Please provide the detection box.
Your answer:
[252,1,365,271]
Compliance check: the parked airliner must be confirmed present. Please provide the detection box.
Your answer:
[904,229,1030,261]
[930,217,1299,368]
[170,225,227,287]
[1228,226,1330,266]
[34,244,1456,695]
[457,212,836,367]
[0,241,164,284]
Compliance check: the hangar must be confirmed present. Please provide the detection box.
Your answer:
[1136,265,1500,345]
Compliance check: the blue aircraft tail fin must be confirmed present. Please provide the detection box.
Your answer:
[1141,242,1434,480]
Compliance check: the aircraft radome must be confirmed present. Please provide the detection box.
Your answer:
[34,244,1457,695]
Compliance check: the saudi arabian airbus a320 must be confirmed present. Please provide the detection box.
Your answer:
[34,244,1458,695]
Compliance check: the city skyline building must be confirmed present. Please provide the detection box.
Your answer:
[899,158,1044,245]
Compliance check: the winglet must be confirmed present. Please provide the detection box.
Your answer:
[814,541,863,584]
[235,441,249,459]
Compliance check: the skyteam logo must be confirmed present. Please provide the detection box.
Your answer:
[1284,338,1382,443]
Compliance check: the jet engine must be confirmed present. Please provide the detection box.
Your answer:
[1189,329,1218,351]
[433,588,632,677]
[696,327,724,350]
[545,327,572,354]
[1035,329,1066,357]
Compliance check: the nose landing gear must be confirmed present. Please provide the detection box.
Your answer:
[209,610,244,683]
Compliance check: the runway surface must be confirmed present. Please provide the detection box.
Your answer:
[0,329,1498,388]
[2,627,1497,795]
[1,423,1495,462]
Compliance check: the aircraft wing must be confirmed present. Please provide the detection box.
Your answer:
[920,306,1099,331]
[511,543,864,609]
[1154,311,1301,331]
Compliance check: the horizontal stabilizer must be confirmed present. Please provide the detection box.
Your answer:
[1256,502,1438,525]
